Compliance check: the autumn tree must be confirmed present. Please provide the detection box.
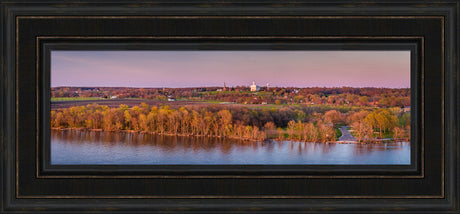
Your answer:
[287,120,296,140]
[351,121,367,142]
[303,122,318,142]
[277,127,285,140]
[217,109,232,136]
[323,110,344,125]
[346,110,369,124]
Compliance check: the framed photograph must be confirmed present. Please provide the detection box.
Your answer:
[48,45,413,166]
[1,0,458,213]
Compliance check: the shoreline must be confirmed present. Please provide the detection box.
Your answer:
[51,127,262,142]
[51,127,408,144]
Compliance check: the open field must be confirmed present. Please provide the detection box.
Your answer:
[51,97,104,102]
[51,99,299,110]
[52,99,204,110]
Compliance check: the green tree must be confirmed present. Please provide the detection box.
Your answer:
[364,109,398,138]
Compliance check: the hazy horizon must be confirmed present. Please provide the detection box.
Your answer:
[51,85,410,89]
[51,50,411,88]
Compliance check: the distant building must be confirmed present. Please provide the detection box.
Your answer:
[217,83,228,92]
[250,81,260,92]
[403,106,411,113]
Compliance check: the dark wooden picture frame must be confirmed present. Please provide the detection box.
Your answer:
[1,0,458,213]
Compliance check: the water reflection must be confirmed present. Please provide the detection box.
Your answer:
[51,130,411,165]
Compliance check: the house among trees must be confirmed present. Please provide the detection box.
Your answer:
[402,106,411,112]
[167,95,175,101]
[250,81,260,92]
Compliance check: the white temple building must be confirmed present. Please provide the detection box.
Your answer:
[250,81,260,92]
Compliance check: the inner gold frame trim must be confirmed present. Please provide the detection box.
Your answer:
[18,195,443,199]
[12,15,443,199]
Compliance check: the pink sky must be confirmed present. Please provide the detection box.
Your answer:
[51,50,410,88]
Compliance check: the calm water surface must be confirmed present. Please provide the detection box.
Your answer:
[51,130,410,165]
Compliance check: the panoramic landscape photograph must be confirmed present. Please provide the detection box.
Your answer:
[50,50,411,165]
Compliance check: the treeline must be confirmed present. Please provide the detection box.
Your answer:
[265,120,337,143]
[195,89,409,108]
[274,108,410,143]
[51,86,410,108]
[51,103,410,143]
[51,103,266,141]
[347,109,410,142]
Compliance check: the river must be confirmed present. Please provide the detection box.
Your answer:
[51,129,410,165]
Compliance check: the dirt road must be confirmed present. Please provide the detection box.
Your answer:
[338,126,357,142]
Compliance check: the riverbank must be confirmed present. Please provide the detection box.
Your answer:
[51,127,405,144]
[51,127,262,142]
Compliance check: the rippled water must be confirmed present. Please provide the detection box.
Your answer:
[51,130,411,165]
